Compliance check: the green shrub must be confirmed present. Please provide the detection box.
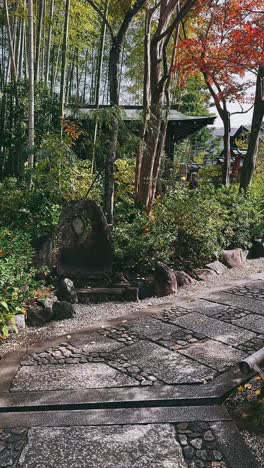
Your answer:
[113,184,264,274]
[0,228,38,338]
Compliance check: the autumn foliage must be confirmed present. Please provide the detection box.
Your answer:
[175,0,264,100]
[174,0,263,185]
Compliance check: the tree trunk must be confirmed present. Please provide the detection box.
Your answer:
[45,0,54,85]
[60,0,71,133]
[135,5,152,194]
[135,0,182,211]
[222,110,231,186]
[92,0,109,172]
[104,40,122,224]
[35,0,44,82]
[240,66,264,191]
[27,0,35,172]
[4,0,17,80]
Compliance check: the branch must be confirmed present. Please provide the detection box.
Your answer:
[231,104,255,116]
[85,0,114,41]
[116,0,147,46]
[154,0,197,44]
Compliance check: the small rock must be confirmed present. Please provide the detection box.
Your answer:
[206,261,228,275]
[213,450,223,461]
[178,435,188,446]
[57,278,78,304]
[15,314,26,330]
[190,438,203,449]
[194,269,217,281]
[196,450,212,461]
[14,440,25,451]
[175,271,196,287]
[177,423,189,431]
[147,375,157,382]
[11,428,26,436]
[204,430,215,442]
[0,443,5,453]
[183,446,194,460]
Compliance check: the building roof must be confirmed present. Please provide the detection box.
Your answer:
[66,105,216,143]
[213,125,249,138]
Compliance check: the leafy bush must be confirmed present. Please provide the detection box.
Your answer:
[0,228,38,338]
[113,184,264,273]
[0,136,102,242]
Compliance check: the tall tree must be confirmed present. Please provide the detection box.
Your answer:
[86,0,147,224]
[136,0,197,212]
[60,0,71,134]
[176,0,263,186]
[35,0,44,82]
[45,0,54,85]
[27,0,35,172]
[4,0,17,80]
[240,66,264,191]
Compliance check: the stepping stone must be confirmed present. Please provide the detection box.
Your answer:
[125,318,180,340]
[72,333,124,353]
[171,312,255,346]
[179,339,246,372]
[11,364,139,392]
[204,292,264,315]
[17,425,187,468]
[232,314,264,333]
[116,341,216,384]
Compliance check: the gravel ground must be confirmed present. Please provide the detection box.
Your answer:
[242,431,264,468]
[0,258,264,360]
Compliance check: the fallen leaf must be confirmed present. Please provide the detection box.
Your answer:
[255,389,261,395]
[237,385,244,392]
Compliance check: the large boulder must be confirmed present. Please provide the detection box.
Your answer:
[57,278,78,303]
[153,262,177,297]
[222,249,246,269]
[52,301,77,321]
[175,271,196,288]
[206,261,228,276]
[57,200,113,280]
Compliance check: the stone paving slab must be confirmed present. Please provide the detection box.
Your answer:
[69,332,123,353]
[205,292,264,315]
[0,406,258,468]
[232,314,264,333]
[185,299,251,322]
[120,317,180,340]
[179,339,246,372]
[116,341,216,384]
[16,424,186,468]
[11,363,139,392]
[171,312,256,346]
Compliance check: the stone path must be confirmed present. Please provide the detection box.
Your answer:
[0,277,264,467]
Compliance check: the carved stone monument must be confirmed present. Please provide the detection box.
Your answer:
[57,199,113,279]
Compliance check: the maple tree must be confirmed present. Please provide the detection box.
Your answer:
[175,0,264,186]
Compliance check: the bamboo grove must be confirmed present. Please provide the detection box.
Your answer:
[0,0,263,220]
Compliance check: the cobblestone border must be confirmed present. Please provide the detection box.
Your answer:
[204,307,250,324]
[19,342,161,387]
[0,427,27,467]
[175,421,227,467]
[237,335,264,353]
[228,285,264,301]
